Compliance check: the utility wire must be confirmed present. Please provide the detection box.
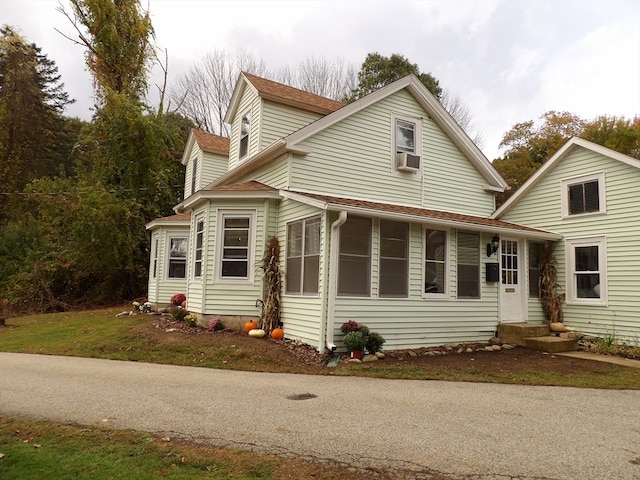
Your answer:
[0,184,183,196]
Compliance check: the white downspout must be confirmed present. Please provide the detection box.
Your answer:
[325,211,347,352]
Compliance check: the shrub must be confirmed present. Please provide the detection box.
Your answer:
[340,320,362,334]
[366,332,386,354]
[170,308,188,322]
[343,331,368,352]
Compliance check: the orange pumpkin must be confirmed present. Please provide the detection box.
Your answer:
[271,328,284,340]
[181,300,187,308]
[243,320,258,333]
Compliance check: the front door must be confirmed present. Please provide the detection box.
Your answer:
[499,238,524,322]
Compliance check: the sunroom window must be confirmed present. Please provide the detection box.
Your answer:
[425,229,447,295]
[167,236,187,279]
[286,216,321,295]
[338,216,371,296]
[457,231,480,299]
[379,220,408,297]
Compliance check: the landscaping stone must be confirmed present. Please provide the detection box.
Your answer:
[374,352,386,359]
[408,350,418,357]
[489,336,503,345]
[492,345,502,351]
[362,355,378,362]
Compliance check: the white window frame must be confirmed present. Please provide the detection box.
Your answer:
[561,172,606,219]
[338,216,372,297]
[190,156,198,195]
[151,235,159,279]
[456,230,481,300]
[379,219,409,298]
[285,216,321,296]
[423,227,449,299]
[391,113,422,172]
[166,234,188,280]
[216,210,256,284]
[565,236,607,306]
[239,109,251,160]
[193,216,205,280]
[527,241,544,299]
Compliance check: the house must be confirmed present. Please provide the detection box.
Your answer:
[494,137,640,343]
[146,72,560,352]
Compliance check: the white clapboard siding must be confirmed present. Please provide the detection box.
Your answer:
[502,147,640,341]
[228,90,261,170]
[147,228,190,304]
[276,199,327,347]
[201,152,229,187]
[252,154,290,189]
[289,90,495,215]
[261,100,323,147]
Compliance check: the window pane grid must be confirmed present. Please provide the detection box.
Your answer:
[221,215,250,279]
[286,217,320,295]
[425,229,446,294]
[380,220,408,297]
[457,231,480,298]
[193,220,204,278]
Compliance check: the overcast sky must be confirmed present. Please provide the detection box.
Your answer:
[2,0,639,160]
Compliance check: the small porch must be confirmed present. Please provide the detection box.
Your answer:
[497,323,579,353]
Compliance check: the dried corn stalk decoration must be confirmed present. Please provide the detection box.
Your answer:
[259,236,281,334]
[538,242,564,324]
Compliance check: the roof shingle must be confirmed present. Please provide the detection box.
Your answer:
[192,129,230,155]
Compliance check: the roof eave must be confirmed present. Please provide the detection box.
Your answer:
[175,189,282,213]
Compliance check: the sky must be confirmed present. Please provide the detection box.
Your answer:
[2,0,639,160]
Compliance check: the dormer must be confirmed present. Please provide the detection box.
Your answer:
[224,72,344,170]
[181,129,230,198]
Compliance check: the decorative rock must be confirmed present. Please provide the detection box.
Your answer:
[248,328,266,338]
[408,350,418,357]
[550,322,565,332]
[457,348,464,354]
[362,355,379,362]
[502,344,515,349]
[157,307,168,314]
[489,336,503,345]
[492,345,501,351]
[433,350,442,355]
[465,348,473,353]
[116,311,129,318]
[375,352,386,359]
[484,346,495,352]
[347,358,362,363]
[425,351,436,356]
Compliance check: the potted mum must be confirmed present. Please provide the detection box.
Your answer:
[343,331,368,359]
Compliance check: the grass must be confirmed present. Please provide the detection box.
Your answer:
[0,416,339,480]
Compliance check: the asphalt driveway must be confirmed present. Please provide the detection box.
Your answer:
[1,352,639,479]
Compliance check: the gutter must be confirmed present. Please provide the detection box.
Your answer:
[324,211,347,352]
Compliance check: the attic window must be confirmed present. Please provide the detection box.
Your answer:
[392,114,422,172]
[561,172,605,218]
[239,111,251,159]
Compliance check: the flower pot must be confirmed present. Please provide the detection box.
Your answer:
[350,350,363,360]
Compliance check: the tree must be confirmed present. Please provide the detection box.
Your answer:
[344,52,442,102]
[494,111,640,204]
[57,0,155,105]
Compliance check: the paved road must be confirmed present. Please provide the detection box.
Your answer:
[1,353,639,480]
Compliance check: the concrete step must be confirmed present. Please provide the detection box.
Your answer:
[524,336,579,353]
[497,323,550,346]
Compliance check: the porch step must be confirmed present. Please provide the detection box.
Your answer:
[523,336,579,354]
[497,323,550,346]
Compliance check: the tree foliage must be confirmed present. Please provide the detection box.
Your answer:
[344,52,442,102]
[494,111,640,204]
[58,0,155,104]
[0,25,76,204]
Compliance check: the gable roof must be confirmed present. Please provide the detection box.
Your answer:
[181,129,229,165]
[215,74,508,191]
[493,137,640,218]
[224,72,344,123]
[281,189,560,240]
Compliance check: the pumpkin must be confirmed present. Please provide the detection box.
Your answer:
[550,322,565,332]
[248,328,266,338]
[271,328,284,340]
[243,320,258,333]
[181,300,187,309]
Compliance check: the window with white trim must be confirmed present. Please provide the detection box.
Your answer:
[528,242,543,298]
[219,213,252,280]
[457,231,480,299]
[424,228,447,296]
[152,236,159,279]
[566,237,607,305]
[392,114,422,172]
[286,216,321,295]
[167,236,188,279]
[191,157,198,195]
[379,220,409,297]
[561,173,605,218]
[239,110,251,159]
[338,216,371,296]
[193,217,204,279]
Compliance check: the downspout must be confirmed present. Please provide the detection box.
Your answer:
[325,211,347,352]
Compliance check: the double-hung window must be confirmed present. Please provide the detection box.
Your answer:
[379,220,409,297]
[395,119,416,154]
[528,242,543,298]
[239,111,251,159]
[566,237,607,305]
[167,236,188,279]
[393,115,422,171]
[338,216,371,296]
[193,218,204,279]
[220,213,252,280]
[151,236,159,279]
[456,231,480,299]
[424,228,447,296]
[190,157,198,195]
[561,173,605,218]
[286,216,321,295]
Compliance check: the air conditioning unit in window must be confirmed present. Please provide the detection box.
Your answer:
[397,152,421,172]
